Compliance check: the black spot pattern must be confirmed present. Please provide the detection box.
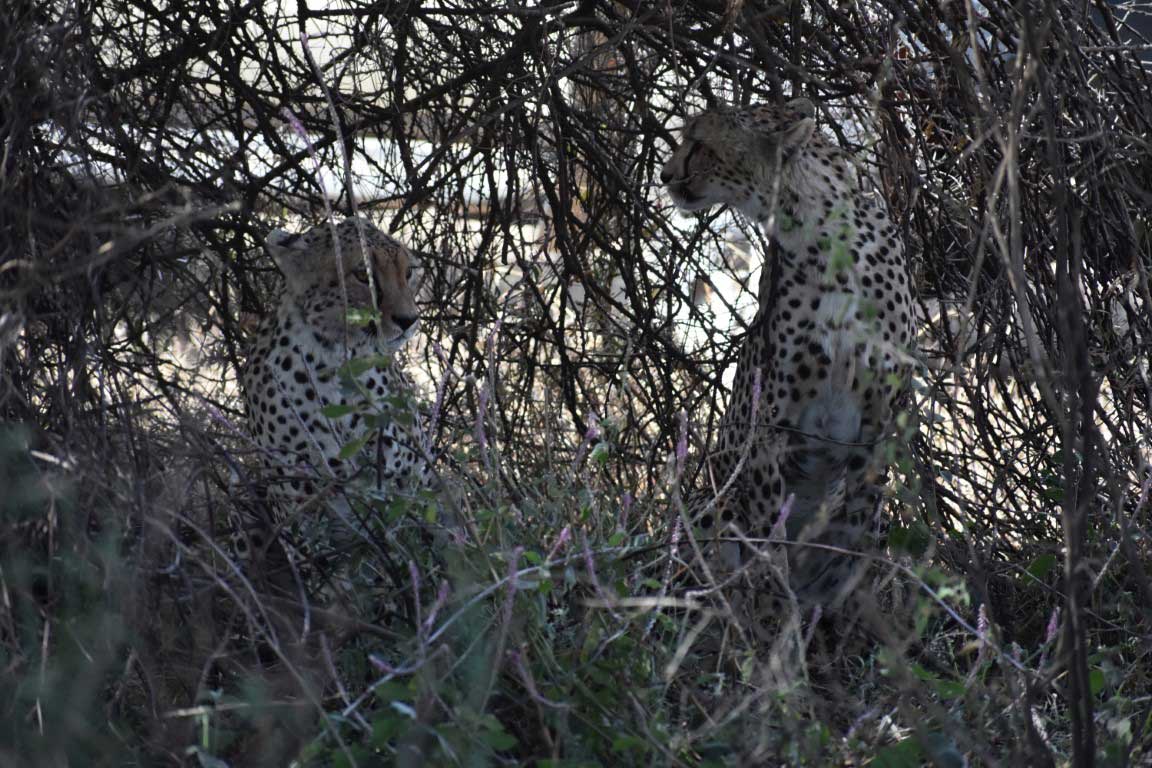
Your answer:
[664,102,915,622]
[235,217,430,571]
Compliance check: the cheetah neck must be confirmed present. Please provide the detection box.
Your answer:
[752,149,859,261]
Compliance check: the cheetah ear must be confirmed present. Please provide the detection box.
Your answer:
[778,116,815,151]
[265,228,305,256]
[784,97,815,118]
[756,117,815,160]
[264,229,313,289]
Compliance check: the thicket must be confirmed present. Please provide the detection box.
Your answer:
[1,0,1150,765]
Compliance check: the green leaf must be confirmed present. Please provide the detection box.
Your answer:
[909,663,936,683]
[611,735,648,753]
[480,715,517,751]
[873,737,924,768]
[384,499,412,522]
[1026,553,1059,580]
[371,681,411,705]
[320,403,355,418]
[485,728,517,751]
[370,715,405,748]
[828,244,853,272]
[805,721,831,751]
[1106,716,1132,744]
[385,394,412,410]
[338,434,371,459]
[346,307,381,326]
[1090,668,1106,696]
[888,522,931,557]
[934,679,967,699]
[339,354,391,379]
[332,745,371,768]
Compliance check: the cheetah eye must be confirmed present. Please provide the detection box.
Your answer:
[405,266,414,280]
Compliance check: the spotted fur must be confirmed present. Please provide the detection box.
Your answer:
[237,217,428,567]
[662,100,914,621]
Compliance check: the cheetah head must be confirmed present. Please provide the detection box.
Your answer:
[661,98,817,217]
[264,217,420,350]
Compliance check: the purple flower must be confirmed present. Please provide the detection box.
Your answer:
[408,560,422,628]
[669,513,683,550]
[1044,607,1060,647]
[280,107,313,153]
[369,655,395,673]
[422,581,451,634]
[1039,606,1061,668]
[619,491,634,531]
[546,526,571,561]
[581,531,607,601]
[280,106,330,201]
[675,409,688,476]
[510,646,568,709]
[769,493,795,542]
[803,605,824,647]
[475,382,489,459]
[408,560,421,593]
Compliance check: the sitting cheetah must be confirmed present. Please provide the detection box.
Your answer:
[661,99,914,620]
[237,216,429,572]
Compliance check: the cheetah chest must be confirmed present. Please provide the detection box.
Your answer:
[242,318,425,502]
[764,246,911,433]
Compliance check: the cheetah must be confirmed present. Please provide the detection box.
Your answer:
[661,99,914,620]
[237,216,429,572]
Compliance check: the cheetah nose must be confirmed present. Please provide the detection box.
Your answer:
[393,314,418,331]
[659,164,674,184]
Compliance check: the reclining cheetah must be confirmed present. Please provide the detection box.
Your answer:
[661,99,914,619]
[237,216,429,573]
